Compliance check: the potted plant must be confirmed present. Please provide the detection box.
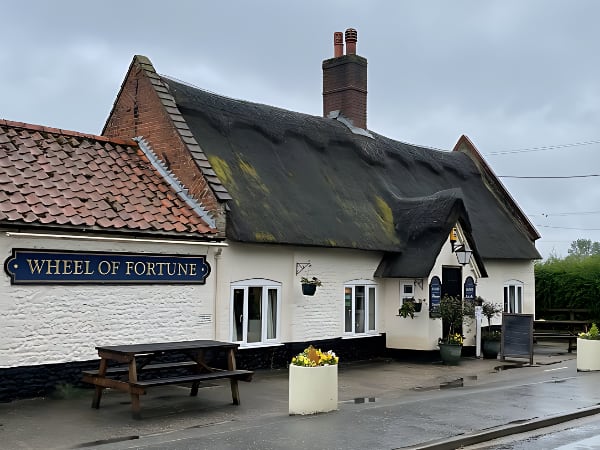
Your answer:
[438,295,466,365]
[398,298,424,318]
[398,300,416,318]
[300,277,322,296]
[577,323,600,371]
[480,300,503,359]
[288,345,339,415]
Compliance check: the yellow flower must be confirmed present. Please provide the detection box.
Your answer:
[290,346,339,366]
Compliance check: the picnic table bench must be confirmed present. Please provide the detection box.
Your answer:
[533,309,593,352]
[82,340,253,419]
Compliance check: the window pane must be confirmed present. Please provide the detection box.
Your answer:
[503,287,508,312]
[509,285,516,313]
[344,287,352,332]
[233,289,244,342]
[247,287,262,343]
[517,286,523,313]
[355,286,365,333]
[368,287,376,331]
[267,288,277,339]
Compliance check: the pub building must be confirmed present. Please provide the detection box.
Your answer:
[0,120,223,400]
[0,29,540,401]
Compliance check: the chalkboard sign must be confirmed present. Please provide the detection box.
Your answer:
[500,313,533,365]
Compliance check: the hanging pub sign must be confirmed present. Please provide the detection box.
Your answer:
[4,249,211,285]
[429,276,442,318]
[464,276,476,300]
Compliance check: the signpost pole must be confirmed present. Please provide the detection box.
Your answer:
[475,306,482,358]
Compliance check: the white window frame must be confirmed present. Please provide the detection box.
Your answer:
[230,278,281,346]
[343,279,378,336]
[400,281,415,308]
[503,280,523,314]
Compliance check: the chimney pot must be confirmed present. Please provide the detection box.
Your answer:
[345,28,357,55]
[333,32,344,57]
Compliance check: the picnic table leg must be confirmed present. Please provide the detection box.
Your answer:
[128,358,141,419]
[189,349,205,397]
[227,348,240,405]
[91,358,107,409]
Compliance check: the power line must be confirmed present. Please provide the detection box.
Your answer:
[536,225,600,231]
[498,174,600,179]
[530,210,600,217]
[485,139,600,156]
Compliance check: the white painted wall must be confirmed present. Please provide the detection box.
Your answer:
[0,233,218,367]
[384,235,537,350]
[1,229,538,367]
[214,243,384,345]
[476,259,536,320]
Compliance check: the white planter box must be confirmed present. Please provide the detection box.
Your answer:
[288,364,338,415]
[577,338,600,371]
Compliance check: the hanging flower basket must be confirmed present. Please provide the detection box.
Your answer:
[302,283,317,296]
[300,277,322,296]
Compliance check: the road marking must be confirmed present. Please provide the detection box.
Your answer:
[555,434,600,449]
[544,366,569,372]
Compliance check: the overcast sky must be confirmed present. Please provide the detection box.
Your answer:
[2,1,600,260]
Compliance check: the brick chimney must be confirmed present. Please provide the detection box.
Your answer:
[322,28,367,130]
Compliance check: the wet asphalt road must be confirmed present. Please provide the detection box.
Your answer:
[95,361,600,450]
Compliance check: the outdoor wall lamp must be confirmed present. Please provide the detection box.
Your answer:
[454,244,473,265]
[449,228,458,252]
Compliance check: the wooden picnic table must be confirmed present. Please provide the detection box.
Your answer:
[533,313,593,352]
[82,340,253,419]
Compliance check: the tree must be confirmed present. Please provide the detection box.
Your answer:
[567,239,600,258]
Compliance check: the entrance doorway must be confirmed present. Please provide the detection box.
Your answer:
[442,266,462,336]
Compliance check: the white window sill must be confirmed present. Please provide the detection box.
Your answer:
[238,342,284,350]
[341,333,382,339]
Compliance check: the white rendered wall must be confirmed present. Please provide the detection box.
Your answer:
[213,243,384,345]
[0,233,218,367]
[475,259,536,322]
[384,235,537,350]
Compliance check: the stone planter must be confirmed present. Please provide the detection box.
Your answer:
[577,338,600,371]
[439,343,462,365]
[482,339,500,359]
[289,364,338,415]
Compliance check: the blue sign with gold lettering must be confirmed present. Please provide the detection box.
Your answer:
[429,276,442,318]
[4,249,211,285]
[464,276,476,300]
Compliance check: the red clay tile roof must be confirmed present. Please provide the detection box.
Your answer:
[0,119,218,238]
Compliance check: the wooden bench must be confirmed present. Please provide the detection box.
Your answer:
[130,370,253,389]
[533,330,577,352]
[82,360,198,377]
[82,340,253,418]
[534,309,593,352]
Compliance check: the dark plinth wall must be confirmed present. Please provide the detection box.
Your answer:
[0,335,386,402]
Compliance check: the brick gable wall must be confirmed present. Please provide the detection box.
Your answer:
[103,59,222,222]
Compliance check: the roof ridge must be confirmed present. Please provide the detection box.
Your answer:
[0,118,137,147]
[128,57,231,201]
[135,137,217,229]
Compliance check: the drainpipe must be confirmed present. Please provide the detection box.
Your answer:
[213,247,223,339]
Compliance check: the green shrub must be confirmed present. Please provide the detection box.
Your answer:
[579,323,600,340]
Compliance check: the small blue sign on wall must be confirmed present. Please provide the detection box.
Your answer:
[4,249,211,285]
[429,276,442,318]
[464,276,476,300]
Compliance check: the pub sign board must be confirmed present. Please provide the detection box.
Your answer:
[429,276,442,318]
[4,249,211,285]
[463,276,476,300]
